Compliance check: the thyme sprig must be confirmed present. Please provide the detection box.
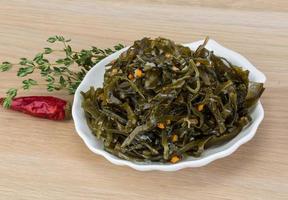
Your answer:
[0,35,124,108]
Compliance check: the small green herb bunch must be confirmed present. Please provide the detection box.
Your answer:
[0,36,124,108]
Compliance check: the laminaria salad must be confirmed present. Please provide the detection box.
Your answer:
[81,37,265,164]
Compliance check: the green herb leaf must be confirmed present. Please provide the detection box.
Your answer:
[28,79,37,85]
[47,83,54,92]
[47,36,57,43]
[55,36,65,42]
[0,62,12,72]
[55,59,64,64]
[59,76,66,86]
[53,67,61,74]
[65,45,72,57]
[46,75,55,83]
[3,98,12,108]
[19,58,34,65]
[17,66,34,77]
[22,79,38,90]
[3,88,18,108]
[63,58,73,66]
[44,47,53,54]
[40,64,51,76]
[33,53,44,62]
[114,44,125,50]
[6,88,18,98]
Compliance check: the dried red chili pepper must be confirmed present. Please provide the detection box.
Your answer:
[0,96,71,120]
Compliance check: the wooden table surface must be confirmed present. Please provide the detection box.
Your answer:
[0,1,288,199]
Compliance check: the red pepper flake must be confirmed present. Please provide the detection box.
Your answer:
[197,104,205,111]
[157,123,165,129]
[170,155,180,163]
[128,73,135,80]
[0,96,71,120]
[171,134,178,142]
[134,68,143,78]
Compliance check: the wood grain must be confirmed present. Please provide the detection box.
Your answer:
[0,1,288,199]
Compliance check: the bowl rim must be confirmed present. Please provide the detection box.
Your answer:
[72,39,266,171]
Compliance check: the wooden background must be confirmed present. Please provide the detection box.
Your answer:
[0,0,287,199]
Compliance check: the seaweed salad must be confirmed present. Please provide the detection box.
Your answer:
[81,37,264,163]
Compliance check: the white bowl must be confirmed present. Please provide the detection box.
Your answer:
[72,39,266,171]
